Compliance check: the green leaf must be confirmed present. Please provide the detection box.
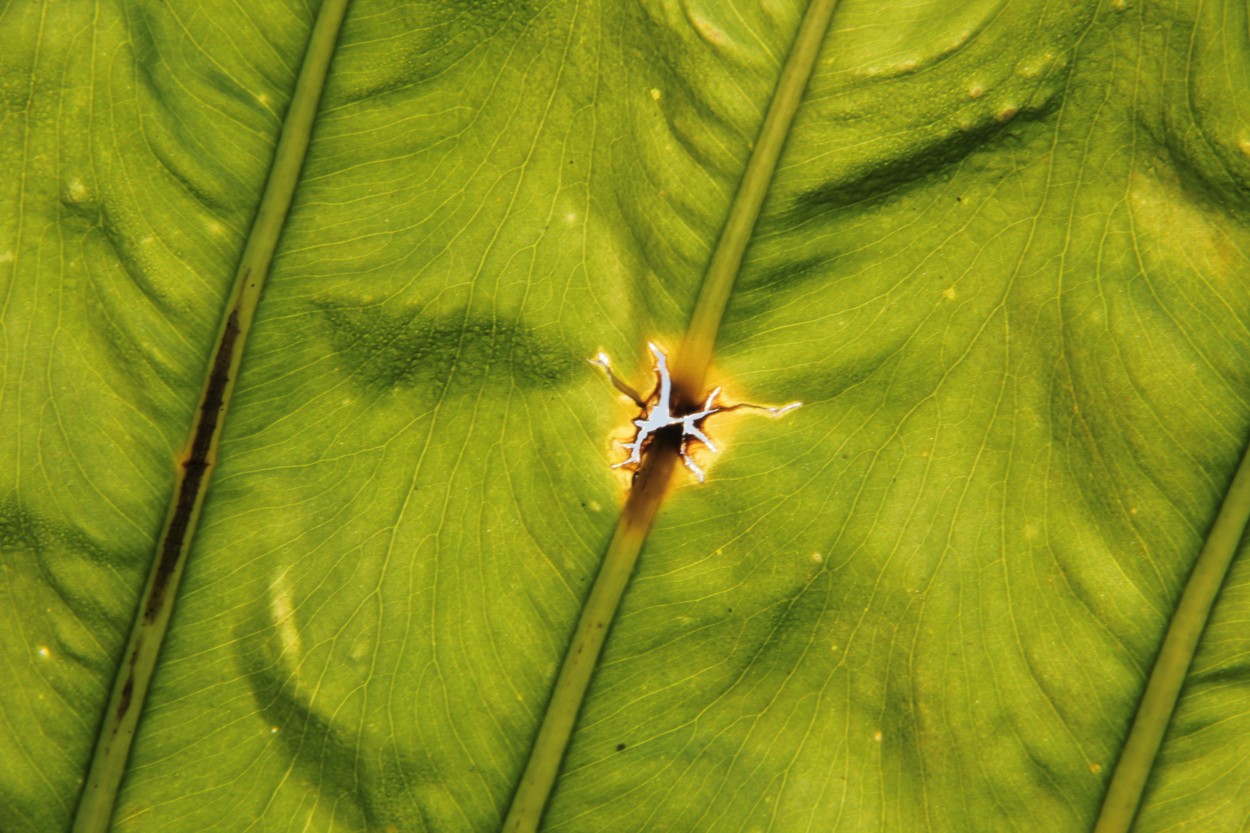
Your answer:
[3,0,1250,831]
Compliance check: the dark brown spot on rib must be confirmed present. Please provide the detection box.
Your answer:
[115,676,134,728]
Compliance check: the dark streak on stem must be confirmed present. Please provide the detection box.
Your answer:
[75,295,251,831]
[72,1,353,829]
[113,297,239,733]
[145,303,241,622]
[108,296,240,732]
[115,677,134,727]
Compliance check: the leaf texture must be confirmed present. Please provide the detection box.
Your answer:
[3,0,1250,831]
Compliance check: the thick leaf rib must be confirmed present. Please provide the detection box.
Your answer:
[0,0,314,828]
[70,2,351,830]
[1095,437,1250,830]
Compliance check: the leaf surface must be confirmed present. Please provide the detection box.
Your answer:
[3,0,1250,831]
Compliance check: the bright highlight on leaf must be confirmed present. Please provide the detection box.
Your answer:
[591,343,800,482]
